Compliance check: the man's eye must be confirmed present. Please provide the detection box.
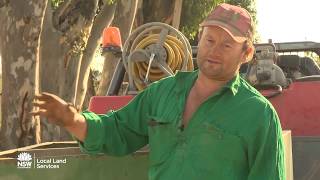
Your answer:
[224,44,232,48]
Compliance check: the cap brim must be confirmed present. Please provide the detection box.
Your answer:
[200,20,247,43]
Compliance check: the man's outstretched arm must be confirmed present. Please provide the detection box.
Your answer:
[31,92,87,141]
[31,89,152,156]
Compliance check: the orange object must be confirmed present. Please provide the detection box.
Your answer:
[102,27,122,49]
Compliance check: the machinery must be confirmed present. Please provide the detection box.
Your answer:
[245,41,320,180]
[0,23,320,180]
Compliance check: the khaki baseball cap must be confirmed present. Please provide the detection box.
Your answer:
[200,3,253,42]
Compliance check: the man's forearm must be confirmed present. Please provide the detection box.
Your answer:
[65,113,87,142]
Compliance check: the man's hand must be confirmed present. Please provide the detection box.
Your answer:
[31,92,87,141]
[31,92,77,127]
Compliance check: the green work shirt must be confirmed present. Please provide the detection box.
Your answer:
[80,70,285,180]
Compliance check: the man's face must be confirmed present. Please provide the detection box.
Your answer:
[196,26,248,81]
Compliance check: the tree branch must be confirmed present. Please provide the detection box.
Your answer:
[52,0,73,29]
[75,2,116,108]
[0,0,8,8]
[53,0,97,32]
[96,0,138,96]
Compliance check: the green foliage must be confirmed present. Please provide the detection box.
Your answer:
[51,0,64,9]
[104,0,117,5]
[180,0,223,42]
[180,0,259,43]
[51,0,116,10]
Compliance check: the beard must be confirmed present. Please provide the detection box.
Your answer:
[196,57,240,81]
[197,58,224,79]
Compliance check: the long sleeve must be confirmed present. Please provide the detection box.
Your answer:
[79,86,153,156]
[247,108,286,180]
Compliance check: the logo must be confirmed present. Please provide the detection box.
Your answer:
[17,152,33,168]
[16,152,67,169]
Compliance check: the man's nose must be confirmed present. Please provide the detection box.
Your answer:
[208,44,223,57]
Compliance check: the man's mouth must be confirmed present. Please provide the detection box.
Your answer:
[207,59,222,64]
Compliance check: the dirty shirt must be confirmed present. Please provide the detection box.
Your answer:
[79,70,285,180]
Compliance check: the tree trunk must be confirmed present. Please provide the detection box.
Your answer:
[0,3,6,130]
[39,3,67,142]
[134,0,144,28]
[97,0,138,96]
[82,69,96,109]
[172,0,183,29]
[0,0,47,150]
[40,4,61,95]
[142,0,174,24]
[96,53,119,95]
[54,0,99,105]
[75,3,116,109]
[39,0,99,142]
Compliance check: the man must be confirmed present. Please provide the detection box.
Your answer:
[32,3,285,180]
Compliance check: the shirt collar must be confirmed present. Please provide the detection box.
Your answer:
[174,70,241,96]
[223,73,240,96]
[174,70,198,95]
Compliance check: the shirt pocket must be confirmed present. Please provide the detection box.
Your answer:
[148,116,178,167]
[189,122,247,178]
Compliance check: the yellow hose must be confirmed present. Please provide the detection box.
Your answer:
[130,34,193,91]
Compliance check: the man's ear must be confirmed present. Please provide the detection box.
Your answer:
[243,46,255,63]
[198,28,203,42]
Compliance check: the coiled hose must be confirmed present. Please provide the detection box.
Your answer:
[123,22,194,91]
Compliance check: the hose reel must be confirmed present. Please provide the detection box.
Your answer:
[122,22,194,92]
